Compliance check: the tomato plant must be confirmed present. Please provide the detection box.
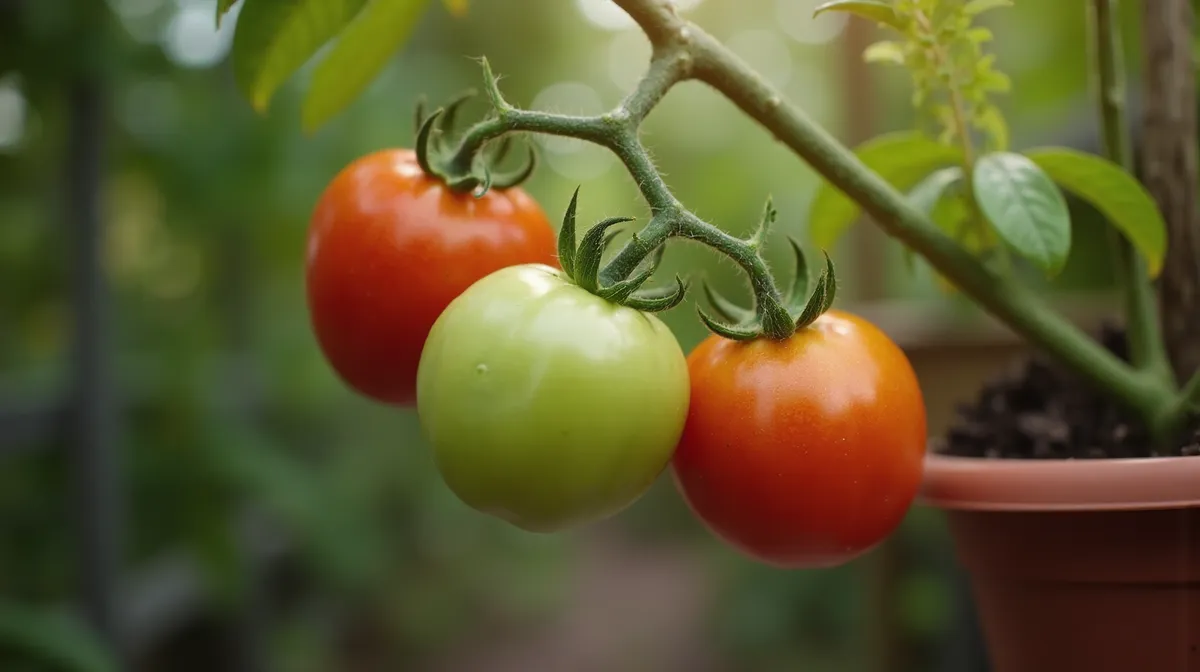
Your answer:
[415,196,689,531]
[672,309,927,568]
[306,147,556,405]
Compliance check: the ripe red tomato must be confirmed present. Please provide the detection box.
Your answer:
[671,310,927,568]
[306,149,557,405]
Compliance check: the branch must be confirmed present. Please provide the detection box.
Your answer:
[610,0,1175,423]
[446,51,794,338]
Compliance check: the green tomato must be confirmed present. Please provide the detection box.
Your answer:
[416,263,690,533]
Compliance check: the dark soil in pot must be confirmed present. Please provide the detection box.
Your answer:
[933,326,1200,459]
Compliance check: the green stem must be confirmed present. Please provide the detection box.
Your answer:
[446,52,794,338]
[1089,0,1175,392]
[611,0,1175,424]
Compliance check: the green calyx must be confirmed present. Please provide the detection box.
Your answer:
[413,91,536,197]
[698,201,838,341]
[557,188,687,313]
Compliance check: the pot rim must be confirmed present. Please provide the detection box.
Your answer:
[920,452,1200,512]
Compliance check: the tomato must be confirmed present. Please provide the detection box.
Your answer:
[416,263,690,533]
[671,310,926,568]
[306,149,557,405]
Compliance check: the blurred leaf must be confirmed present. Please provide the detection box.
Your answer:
[0,601,117,672]
[232,0,368,114]
[812,0,903,30]
[907,166,963,216]
[809,132,962,248]
[216,0,242,26]
[964,0,1012,16]
[302,0,432,131]
[863,41,904,65]
[441,0,467,16]
[973,151,1071,275]
[1024,147,1166,277]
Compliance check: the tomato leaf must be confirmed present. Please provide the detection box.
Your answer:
[808,132,963,249]
[232,0,368,114]
[216,0,242,26]
[1023,147,1166,278]
[972,151,1072,275]
[302,0,432,132]
[907,166,963,216]
[812,0,903,30]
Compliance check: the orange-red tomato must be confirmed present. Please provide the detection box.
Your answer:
[306,149,558,405]
[671,310,927,568]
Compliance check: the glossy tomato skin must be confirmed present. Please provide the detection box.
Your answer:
[672,310,926,568]
[416,264,690,533]
[306,149,557,406]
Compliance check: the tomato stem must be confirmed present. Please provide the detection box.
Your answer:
[444,0,1185,430]
[606,0,1178,426]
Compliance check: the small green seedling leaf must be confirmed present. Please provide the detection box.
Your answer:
[302,0,433,131]
[557,188,581,276]
[813,0,903,30]
[964,0,1013,16]
[233,0,367,114]
[1024,147,1167,277]
[973,151,1072,275]
[809,132,963,249]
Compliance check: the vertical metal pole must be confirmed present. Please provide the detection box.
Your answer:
[66,75,126,666]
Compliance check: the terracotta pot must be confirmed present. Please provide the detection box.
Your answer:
[922,454,1200,672]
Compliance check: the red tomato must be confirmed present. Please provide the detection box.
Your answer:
[306,149,558,405]
[671,310,927,568]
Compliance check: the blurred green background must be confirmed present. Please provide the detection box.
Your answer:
[0,0,1145,670]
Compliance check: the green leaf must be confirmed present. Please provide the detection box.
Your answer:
[963,0,1012,16]
[809,131,963,248]
[302,0,432,131]
[812,0,903,30]
[1024,147,1167,277]
[232,0,368,114]
[216,0,241,26]
[863,40,905,65]
[907,166,963,216]
[972,151,1072,275]
[0,601,117,672]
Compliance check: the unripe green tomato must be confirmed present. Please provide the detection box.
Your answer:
[416,263,690,533]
